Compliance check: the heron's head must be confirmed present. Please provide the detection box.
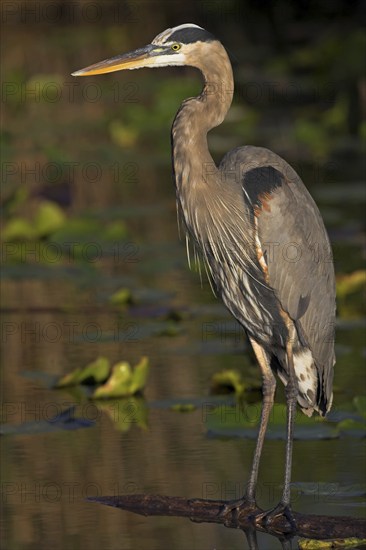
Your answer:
[72,24,222,76]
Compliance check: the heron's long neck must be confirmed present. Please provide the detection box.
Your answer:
[171,43,234,205]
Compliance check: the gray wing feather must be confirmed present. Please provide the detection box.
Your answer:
[221,146,336,409]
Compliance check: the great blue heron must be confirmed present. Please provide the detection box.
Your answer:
[72,23,336,527]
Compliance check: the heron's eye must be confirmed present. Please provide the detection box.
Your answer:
[171,43,181,51]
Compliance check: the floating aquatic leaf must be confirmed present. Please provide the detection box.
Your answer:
[91,357,149,399]
[109,287,134,306]
[156,321,183,337]
[298,537,366,549]
[103,220,128,240]
[170,403,197,412]
[210,369,247,396]
[2,217,36,241]
[50,218,101,242]
[55,357,110,387]
[3,200,66,242]
[54,367,83,388]
[34,200,66,237]
[128,357,150,395]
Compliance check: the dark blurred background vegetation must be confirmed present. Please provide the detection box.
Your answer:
[2,0,365,222]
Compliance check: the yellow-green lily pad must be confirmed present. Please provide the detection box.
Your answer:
[50,218,101,241]
[109,288,134,306]
[157,322,183,337]
[210,369,247,396]
[55,357,110,387]
[170,403,197,412]
[2,218,37,241]
[34,200,66,237]
[91,357,149,399]
[298,538,366,549]
[103,220,128,241]
[2,200,66,242]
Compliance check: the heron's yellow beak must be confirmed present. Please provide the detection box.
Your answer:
[72,44,159,76]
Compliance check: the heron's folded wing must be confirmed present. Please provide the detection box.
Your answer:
[242,165,336,398]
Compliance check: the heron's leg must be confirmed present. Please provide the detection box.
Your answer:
[246,338,276,503]
[281,336,298,507]
[255,329,298,531]
[244,527,258,550]
[220,339,275,520]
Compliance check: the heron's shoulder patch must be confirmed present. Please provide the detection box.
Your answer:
[242,165,285,215]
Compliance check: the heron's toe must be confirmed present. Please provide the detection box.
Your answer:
[219,497,257,524]
[254,503,296,532]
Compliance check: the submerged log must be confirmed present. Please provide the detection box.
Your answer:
[88,493,366,539]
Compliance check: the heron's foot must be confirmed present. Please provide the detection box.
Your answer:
[219,497,257,524]
[254,502,296,533]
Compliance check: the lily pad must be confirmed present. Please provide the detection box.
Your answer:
[103,220,128,241]
[3,200,67,242]
[54,357,110,387]
[155,321,183,337]
[109,288,134,306]
[298,538,366,549]
[34,200,66,237]
[210,369,247,396]
[2,217,36,241]
[91,357,149,399]
[170,403,197,412]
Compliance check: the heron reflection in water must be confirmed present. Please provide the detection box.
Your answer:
[73,24,336,527]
